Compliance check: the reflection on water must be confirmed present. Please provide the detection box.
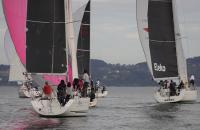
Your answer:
[153,103,180,112]
[0,86,200,130]
[147,103,180,121]
[2,108,61,130]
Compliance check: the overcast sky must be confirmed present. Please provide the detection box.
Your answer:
[0,0,200,65]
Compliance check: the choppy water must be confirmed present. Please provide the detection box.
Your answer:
[0,86,200,130]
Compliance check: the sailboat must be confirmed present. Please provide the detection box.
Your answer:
[74,0,97,107]
[136,0,197,103]
[3,0,89,116]
[4,29,40,98]
[95,81,108,98]
[95,89,108,98]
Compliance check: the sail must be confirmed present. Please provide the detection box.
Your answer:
[4,29,26,81]
[3,0,68,85]
[76,0,90,76]
[136,0,152,74]
[172,0,188,83]
[26,0,67,73]
[65,0,79,80]
[2,0,27,65]
[136,0,186,81]
[73,3,88,48]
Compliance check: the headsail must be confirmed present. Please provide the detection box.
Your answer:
[136,0,187,82]
[76,0,91,77]
[4,29,26,81]
[172,0,188,83]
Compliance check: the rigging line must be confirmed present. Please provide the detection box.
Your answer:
[150,0,171,3]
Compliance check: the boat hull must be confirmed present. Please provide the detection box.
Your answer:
[182,89,197,102]
[19,85,41,98]
[31,98,74,117]
[89,98,97,107]
[154,89,185,103]
[19,85,31,98]
[95,91,108,98]
[67,96,90,116]
[31,96,89,117]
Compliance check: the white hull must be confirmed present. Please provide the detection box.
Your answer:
[31,98,74,117]
[19,89,31,98]
[19,85,41,98]
[154,89,185,103]
[182,89,197,102]
[89,98,97,107]
[95,91,108,98]
[31,96,89,117]
[67,96,90,116]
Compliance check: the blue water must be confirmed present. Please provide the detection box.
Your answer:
[0,86,200,130]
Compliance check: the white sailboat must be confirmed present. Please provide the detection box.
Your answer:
[95,82,108,98]
[4,29,40,98]
[31,0,90,116]
[95,90,108,98]
[136,0,197,103]
[3,0,90,116]
[65,0,90,115]
[73,0,98,107]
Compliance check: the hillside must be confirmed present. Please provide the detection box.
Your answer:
[1,57,200,86]
[91,57,200,86]
[90,59,156,86]
[0,65,17,86]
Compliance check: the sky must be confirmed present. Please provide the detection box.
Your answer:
[0,0,200,65]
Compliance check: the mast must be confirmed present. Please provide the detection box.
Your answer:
[65,0,78,79]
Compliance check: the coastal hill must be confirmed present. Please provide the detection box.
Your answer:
[91,57,200,86]
[1,57,200,86]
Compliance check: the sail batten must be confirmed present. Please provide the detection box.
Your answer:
[149,40,175,43]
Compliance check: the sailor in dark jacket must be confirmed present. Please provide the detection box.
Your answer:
[57,80,67,106]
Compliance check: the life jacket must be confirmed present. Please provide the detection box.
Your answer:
[43,85,52,95]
